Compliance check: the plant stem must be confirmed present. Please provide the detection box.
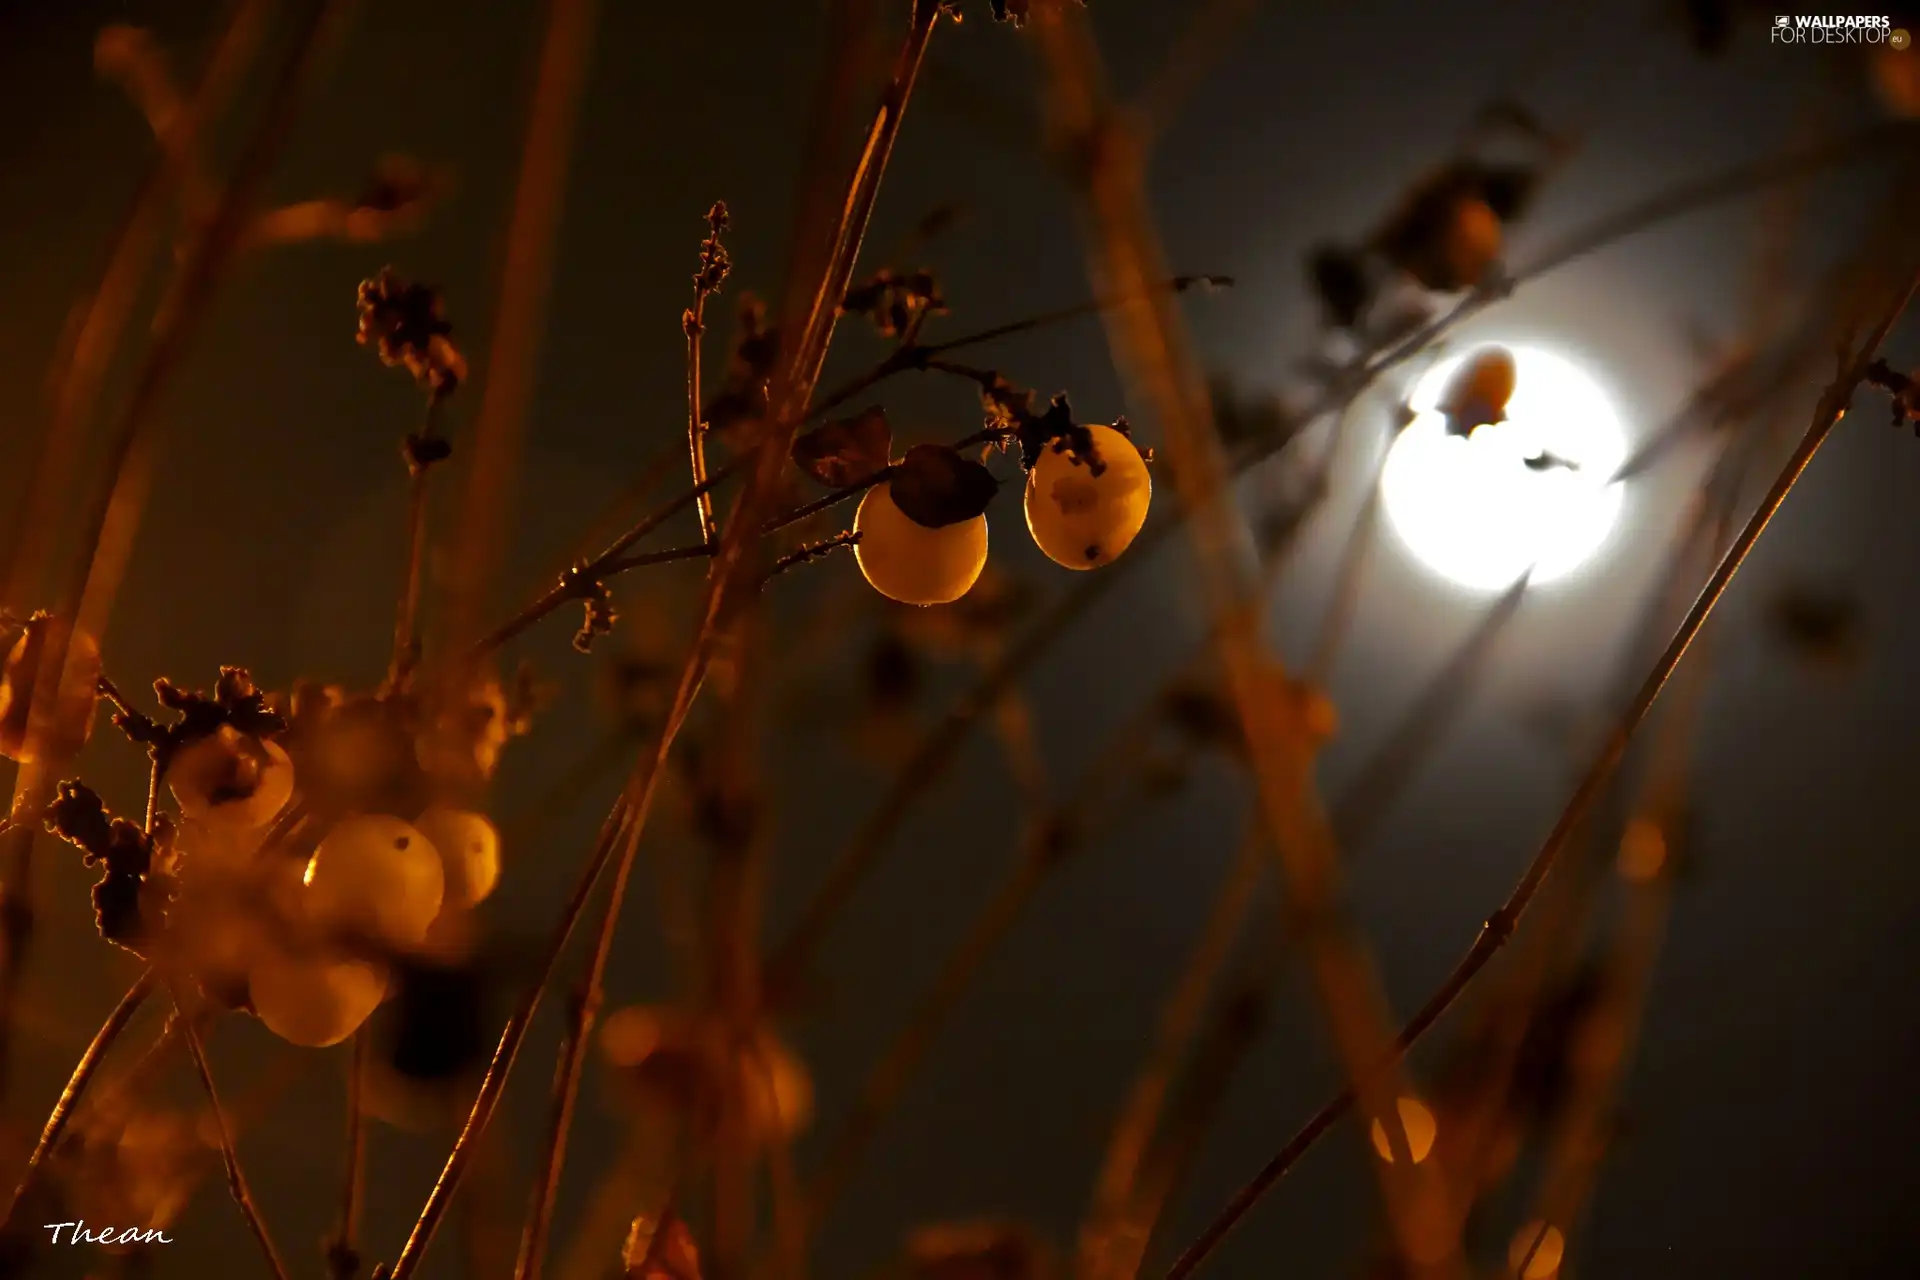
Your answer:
[802,275,1234,424]
[600,543,719,576]
[805,850,1048,1224]
[764,531,860,581]
[1160,263,1920,1280]
[328,1030,370,1280]
[1038,13,1452,1267]
[511,826,642,1280]
[687,209,725,546]
[471,459,747,656]
[0,968,156,1229]
[391,396,444,687]
[385,797,634,1279]
[1077,823,1266,1280]
[178,999,292,1280]
[1328,571,1531,850]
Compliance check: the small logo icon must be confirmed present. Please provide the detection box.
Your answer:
[1894,26,1912,49]
[1775,14,1790,25]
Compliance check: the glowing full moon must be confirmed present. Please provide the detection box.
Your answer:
[1380,344,1628,592]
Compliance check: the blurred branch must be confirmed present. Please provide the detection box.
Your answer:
[326,1032,371,1280]
[1031,12,1455,1273]
[442,0,601,665]
[1329,571,1531,851]
[1160,261,1920,1280]
[1304,443,1388,686]
[0,968,156,1229]
[389,7,947,1275]
[1077,824,1266,1280]
[179,1003,293,1280]
[0,0,270,1107]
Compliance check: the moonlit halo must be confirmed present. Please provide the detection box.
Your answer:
[1379,343,1628,592]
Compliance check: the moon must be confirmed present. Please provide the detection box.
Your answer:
[1379,343,1629,592]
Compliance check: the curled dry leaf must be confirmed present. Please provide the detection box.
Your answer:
[792,405,894,487]
[889,443,998,529]
[623,1210,702,1280]
[1371,162,1520,293]
[1307,243,1371,330]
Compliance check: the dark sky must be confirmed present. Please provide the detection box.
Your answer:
[2,2,1919,1278]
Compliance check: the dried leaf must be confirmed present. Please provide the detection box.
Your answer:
[1306,243,1371,330]
[889,444,998,528]
[842,268,947,339]
[1372,164,1507,292]
[792,406,894,488]
[1521,449,1581,473]
[623,1210,702,1280]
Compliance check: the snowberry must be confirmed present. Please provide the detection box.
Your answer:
[303,814,444,947]
[1369,1095,1437,1164]
[853,481,988,606]
[0,617,100,763]
[1508,1222,1565,1279]
[1432,195,1501,292]
[1438,346,1517,437]
[169,725,295,831]
[413,807,501,911]
[1023,423,1152,570]
[247,941,388,1048]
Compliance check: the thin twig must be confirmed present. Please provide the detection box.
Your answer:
[1161,263,1920,1280]
[687,202,731,546]
[511,842,632,1280]
[0,968,156,1229]
[1329,571,1532,851]
[601,543,719,576]
[805,851,1049,1222]
[391,396,445,686]
[471,459,746,656]
[1034,13,1451,1269]
[385,798,633,1278]
[1077,823,1266,1280]
[178,1001,293,1280]
[327,1030,370,1280]
[765,531,861,581]
[1304,457,1387,687]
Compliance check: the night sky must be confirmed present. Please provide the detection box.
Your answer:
[2,2,1919,1277]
